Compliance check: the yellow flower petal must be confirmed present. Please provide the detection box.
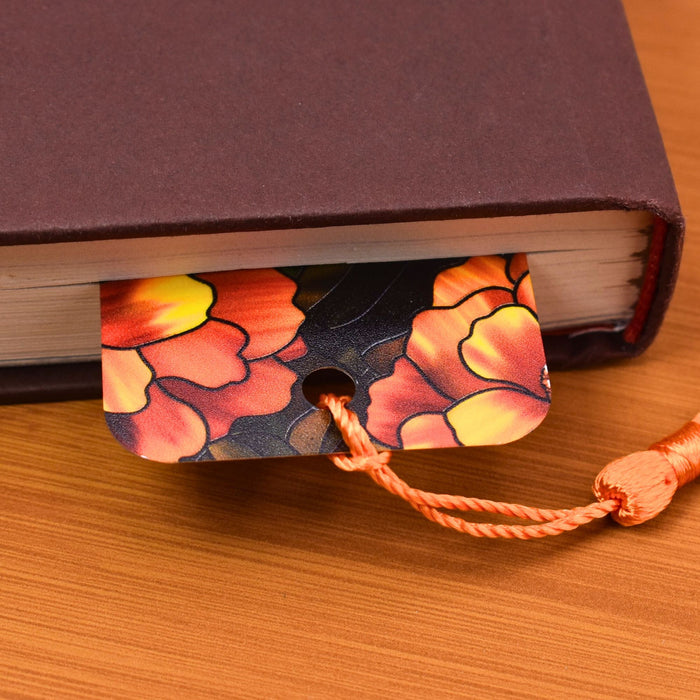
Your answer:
[101,275,214,347]
[399,412,460,450]
[446,388,549,446]
[406,288,514,400]
[460,305,547,397]
[142,276,213,339]
[102,348,153,413]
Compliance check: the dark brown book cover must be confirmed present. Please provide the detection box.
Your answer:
[0,0,684,403]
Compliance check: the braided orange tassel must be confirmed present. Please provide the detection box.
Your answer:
[318,394,699,539]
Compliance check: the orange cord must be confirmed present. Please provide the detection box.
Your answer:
[318,394,700,539]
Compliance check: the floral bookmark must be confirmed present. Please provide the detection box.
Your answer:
[100,254,550,462]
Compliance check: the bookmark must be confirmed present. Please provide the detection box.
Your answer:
[100,254,550,462]
[100,258,699,539]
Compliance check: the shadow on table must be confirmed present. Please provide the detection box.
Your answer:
[169,439,644,582]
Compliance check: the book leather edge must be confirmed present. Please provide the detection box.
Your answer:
[0,361,102,405]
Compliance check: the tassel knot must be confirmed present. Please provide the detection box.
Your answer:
[593,415,700,526]
[593,450,678,526]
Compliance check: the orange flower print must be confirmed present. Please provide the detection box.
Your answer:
[101,269,305,462]
[366,255,550,449]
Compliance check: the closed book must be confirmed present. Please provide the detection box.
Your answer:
[0,0,683,403]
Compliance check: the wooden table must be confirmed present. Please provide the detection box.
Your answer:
[1,2,698,697]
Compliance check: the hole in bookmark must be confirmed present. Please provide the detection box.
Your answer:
[302,367,356,407]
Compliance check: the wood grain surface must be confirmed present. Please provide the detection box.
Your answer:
[1,2,698,697]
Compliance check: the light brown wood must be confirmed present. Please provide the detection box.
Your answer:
[1,2,699,697]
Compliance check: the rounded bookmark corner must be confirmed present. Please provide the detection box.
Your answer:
[103,402,208,464]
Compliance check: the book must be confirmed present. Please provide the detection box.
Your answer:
[0,0,683,404]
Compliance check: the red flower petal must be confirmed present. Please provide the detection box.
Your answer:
[406,288,513,399]
[508,253,529,284]
[106,382,208,462]
[432,257,511,307]
[275,335,308,362]
[399,412,460,450]
[446,387,549,445]
[197,269,304,360]
[459,305,548,398]
[366,357,452,448]
[140,320,247,388]
[101,276,213,348]
[161,357,297,440]
[515,271,537,313]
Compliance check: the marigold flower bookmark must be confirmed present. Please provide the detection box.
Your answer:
[100,254,550,462]
[100,257,699,539]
